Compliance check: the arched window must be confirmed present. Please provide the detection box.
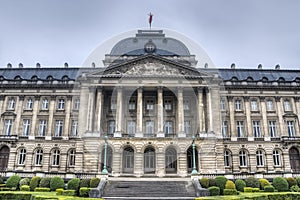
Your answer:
[18,148,26,165]
[52,149,60,166]
[35,149,43,166]
[239,150,247,167]
[289,147,300,172]
[165,147,177,173]
[68,149,76,167]
[256,150,264,167]
[122,146,134,173]
[224,150,231,167]
[0,146,9,170]
[273,150,281,166]
[144,147,156,174]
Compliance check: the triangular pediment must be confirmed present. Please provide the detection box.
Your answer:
[88,54,210,77]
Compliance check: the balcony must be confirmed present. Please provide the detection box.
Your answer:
[281,136,300,146]
[0,135,18,142]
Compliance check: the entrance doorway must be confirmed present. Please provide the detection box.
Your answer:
[144,147,156,174]
[0,146,9,171]
[289,147,300,172]
[123,146,134,173]
[165,147,177,174]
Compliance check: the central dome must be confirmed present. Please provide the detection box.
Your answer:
[110,30,191,56]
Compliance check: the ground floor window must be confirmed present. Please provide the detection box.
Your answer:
[123,146,134,173]
[165,147,177,173]
[144,147,156,173]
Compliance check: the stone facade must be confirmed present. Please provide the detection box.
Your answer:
[0,30,300,179]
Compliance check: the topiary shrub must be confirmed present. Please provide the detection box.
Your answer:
[34,187,51,192]
[223,189,238,195]
[296,176,300,187]
[273,177,289,192]
[199,178,209,188]
[19,178,30,187]
[29,176,41,191]
[90,177,100,188]
[208,178,216,187]
[79,187,91,197]
[259,178,271,190]
[235,179,246,192]
[286,177,297,188]
[6,175,21,189]
[215,176,227,195]
[50,176,65,191]
[67,178,80,193]
[225,180,236,190]
[20,185,30,191]
[39,177,51,188]
[264,185,275,192]
[79,179,90,188]
[244,187,253,193]
[208,186,220,196]
[245,177,260,188]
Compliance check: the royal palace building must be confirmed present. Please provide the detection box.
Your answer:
[1,30,300,179]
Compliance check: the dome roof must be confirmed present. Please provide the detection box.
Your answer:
[109,30,191,56]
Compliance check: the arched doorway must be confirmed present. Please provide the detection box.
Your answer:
[144,147,156,174]
[187,146,198,173]
[101,146,113,173]
[0,146,9,170]
[289,147,300,172]
[165,147,177,174]
[123,146,134,173]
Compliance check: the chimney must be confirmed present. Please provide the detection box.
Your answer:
[275,64,280,70]
[18,63,23,68]
[36,63,41,68]
[64,62,68,68]
[231,63,236,69]
[258,64,262,69]
[7,63,12,68]
[204,63,208,68]
[92,62,96,68]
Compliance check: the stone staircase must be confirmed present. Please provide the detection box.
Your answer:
[102,178,196,200]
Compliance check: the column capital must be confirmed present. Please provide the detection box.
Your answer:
[89,86,96,92]
[137,87,143,93]
[51,95,56,100]
[19,95,25,101]
[294,97,300,102]
[244,96,250,102]
[177,87,183,93]
[259,96,265,102]
[275,96,281,102]
[34,95,41,100]
[227,96,234,102]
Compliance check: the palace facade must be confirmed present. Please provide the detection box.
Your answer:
[1,30,300,179]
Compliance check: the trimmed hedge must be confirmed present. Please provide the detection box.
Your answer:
[56,188,64,195]
[215,176,227,195]
[264,185,275,192]
[29,176,41,191]
[225,180,236,190]
[286,177,297,188]
[62,189,76,196]
[252,187,260,192]
[235,179,246,192]
[67,178,80,192]
[273,177,289,192]
[223,189,238,195]
[199,178,209,188]
[79,187,91,197]
[39,177,51,188]
[20,185,30,191]
[244,187,253,193]
[90,178,100,188]
[6,175,21,189]
[259,178,270,190]
[245,177,260,188]
[50,176,64,191]
[0,192,31,200]
[79,179,90,188]
[19,178,30,187]
[34,187,51,192]
[208,186,220,196]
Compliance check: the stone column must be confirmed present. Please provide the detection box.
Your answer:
[78,86,89,136]
[95,87,103,135]
[291,97,300,135]
[197,88,205,133]
[275,97,284,137]
[14,96,24,136]
[0,96,4,132]
[157,87,164,137]
[63,96,72,138]
[135,87,143,137]
[29,96,40,139]
[228,97,236,138]
[87,87,96,132]
[206,88,213,132]
[114,87,123,137]
[46,96,56,139]
[244,97,252,138]
[177,88,185,137]
[260,97,268,138]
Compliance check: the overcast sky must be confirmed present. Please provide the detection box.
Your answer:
[0,0,300,69]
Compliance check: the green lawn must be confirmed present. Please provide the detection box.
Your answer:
[195,192,300,200]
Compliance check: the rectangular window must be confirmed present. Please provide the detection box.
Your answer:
[127,121,136,136]
[109,120,115,135]
[8,98,15,109]
[184,121,191,134]
[145,121,154,136]
[164,100,172,111]
[269,121,277,137]
[146,99,154,111]
[183,100,190,111]
[253,121,261,138]
[256,151,264,166]
[235,100,242,111]
[128,98,136,110]
[41,99,49,109]
[222,121,228,138]
[287,121,295,137]
[22,119,31,136]
[266,100,274,111]
[26,99,33,109]
[54,120,63,137]
[273,150,281,166]
[35,149,43,165]
[237,121,244,138]
[164,121,173,135]
[220,99,226,110]
[4,119,13,135]
[38,120,47,136]
[110,98,117,111]
[284,100,292,111]
[251,100,258,111]
[57,99,65,109]
[73,98,80,110]
[71,120,78,136]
